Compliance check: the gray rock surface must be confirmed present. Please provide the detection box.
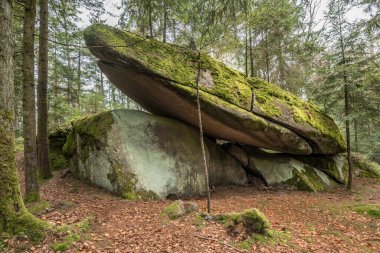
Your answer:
[64,109,247,199]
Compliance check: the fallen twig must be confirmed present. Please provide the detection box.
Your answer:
[194,234,247,253]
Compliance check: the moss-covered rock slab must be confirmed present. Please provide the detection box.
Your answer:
[244,148,336,192]
[293,154,348,184]
[83,24,345,155]
[64,110,247,200]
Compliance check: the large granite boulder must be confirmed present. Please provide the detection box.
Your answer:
[83,24,346,155]
[63,110,247,200]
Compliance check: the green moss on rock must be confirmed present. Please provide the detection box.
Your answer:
[84,24,252,111]
[83,24,346,154]
[63,111,115,158]
[214,208,270,235]
[107,162,158,201]
[285,168,325,192]
[248,77,346,153]
[162,200,198,220]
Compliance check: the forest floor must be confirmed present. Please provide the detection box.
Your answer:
[4,153,380,253]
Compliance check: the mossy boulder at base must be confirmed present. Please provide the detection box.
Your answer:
[83,24,346,155]
[243,148,337,192]
[293,154,348,184]
[63,110,248,200]
[214,208,270,237]
[162,200,199,219]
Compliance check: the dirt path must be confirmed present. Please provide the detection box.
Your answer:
[7,156,380,253]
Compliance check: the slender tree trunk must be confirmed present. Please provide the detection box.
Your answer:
[77,50,82,110]
[66,48,72,105]
[37,0,52,179]
[163,3,167,43]
[53,44,58,97]
[354,119,359,153]
[0,0,45,237]
[172,19,176,42]
[245,28,248,77]
[339,24,353,190]
[100,70,105,97]
[249,28,254,77]
[23,0,40,202]
[149,3,153,37]
[111,85,116,107]
[195,51,211,214]
[265,30,270,82]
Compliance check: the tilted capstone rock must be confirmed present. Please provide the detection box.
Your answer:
[83,24,346,155]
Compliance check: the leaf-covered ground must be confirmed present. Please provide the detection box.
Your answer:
[5,154,380,252]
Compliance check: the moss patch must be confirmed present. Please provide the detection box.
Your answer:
[285,167,326,192]
[63,111,115,158]
[351,204,380,219]
[162,200,198,220]
[84,24,252,111]
[26,201,51,216]
[51,216,94,252]
[235,229,291,250]
[214,208,270,235]
[248,77,346,152]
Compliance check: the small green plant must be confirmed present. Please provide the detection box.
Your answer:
[235,229,291,250]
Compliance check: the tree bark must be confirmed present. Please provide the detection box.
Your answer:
[37,0,52,179]
[77,49,82,110]
[338,15,353,190]
[0,0,45,237]
[163,2,167,43]
[23,0,40,201]
[249,28,254,77]
[245,28,248,77]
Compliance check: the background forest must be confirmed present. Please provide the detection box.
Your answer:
[12,0,380,160]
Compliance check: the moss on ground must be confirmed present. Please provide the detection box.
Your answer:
[351,204,380,219]
[235,229,291,250]
[51,216,94,252]
[26,201,51,216]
